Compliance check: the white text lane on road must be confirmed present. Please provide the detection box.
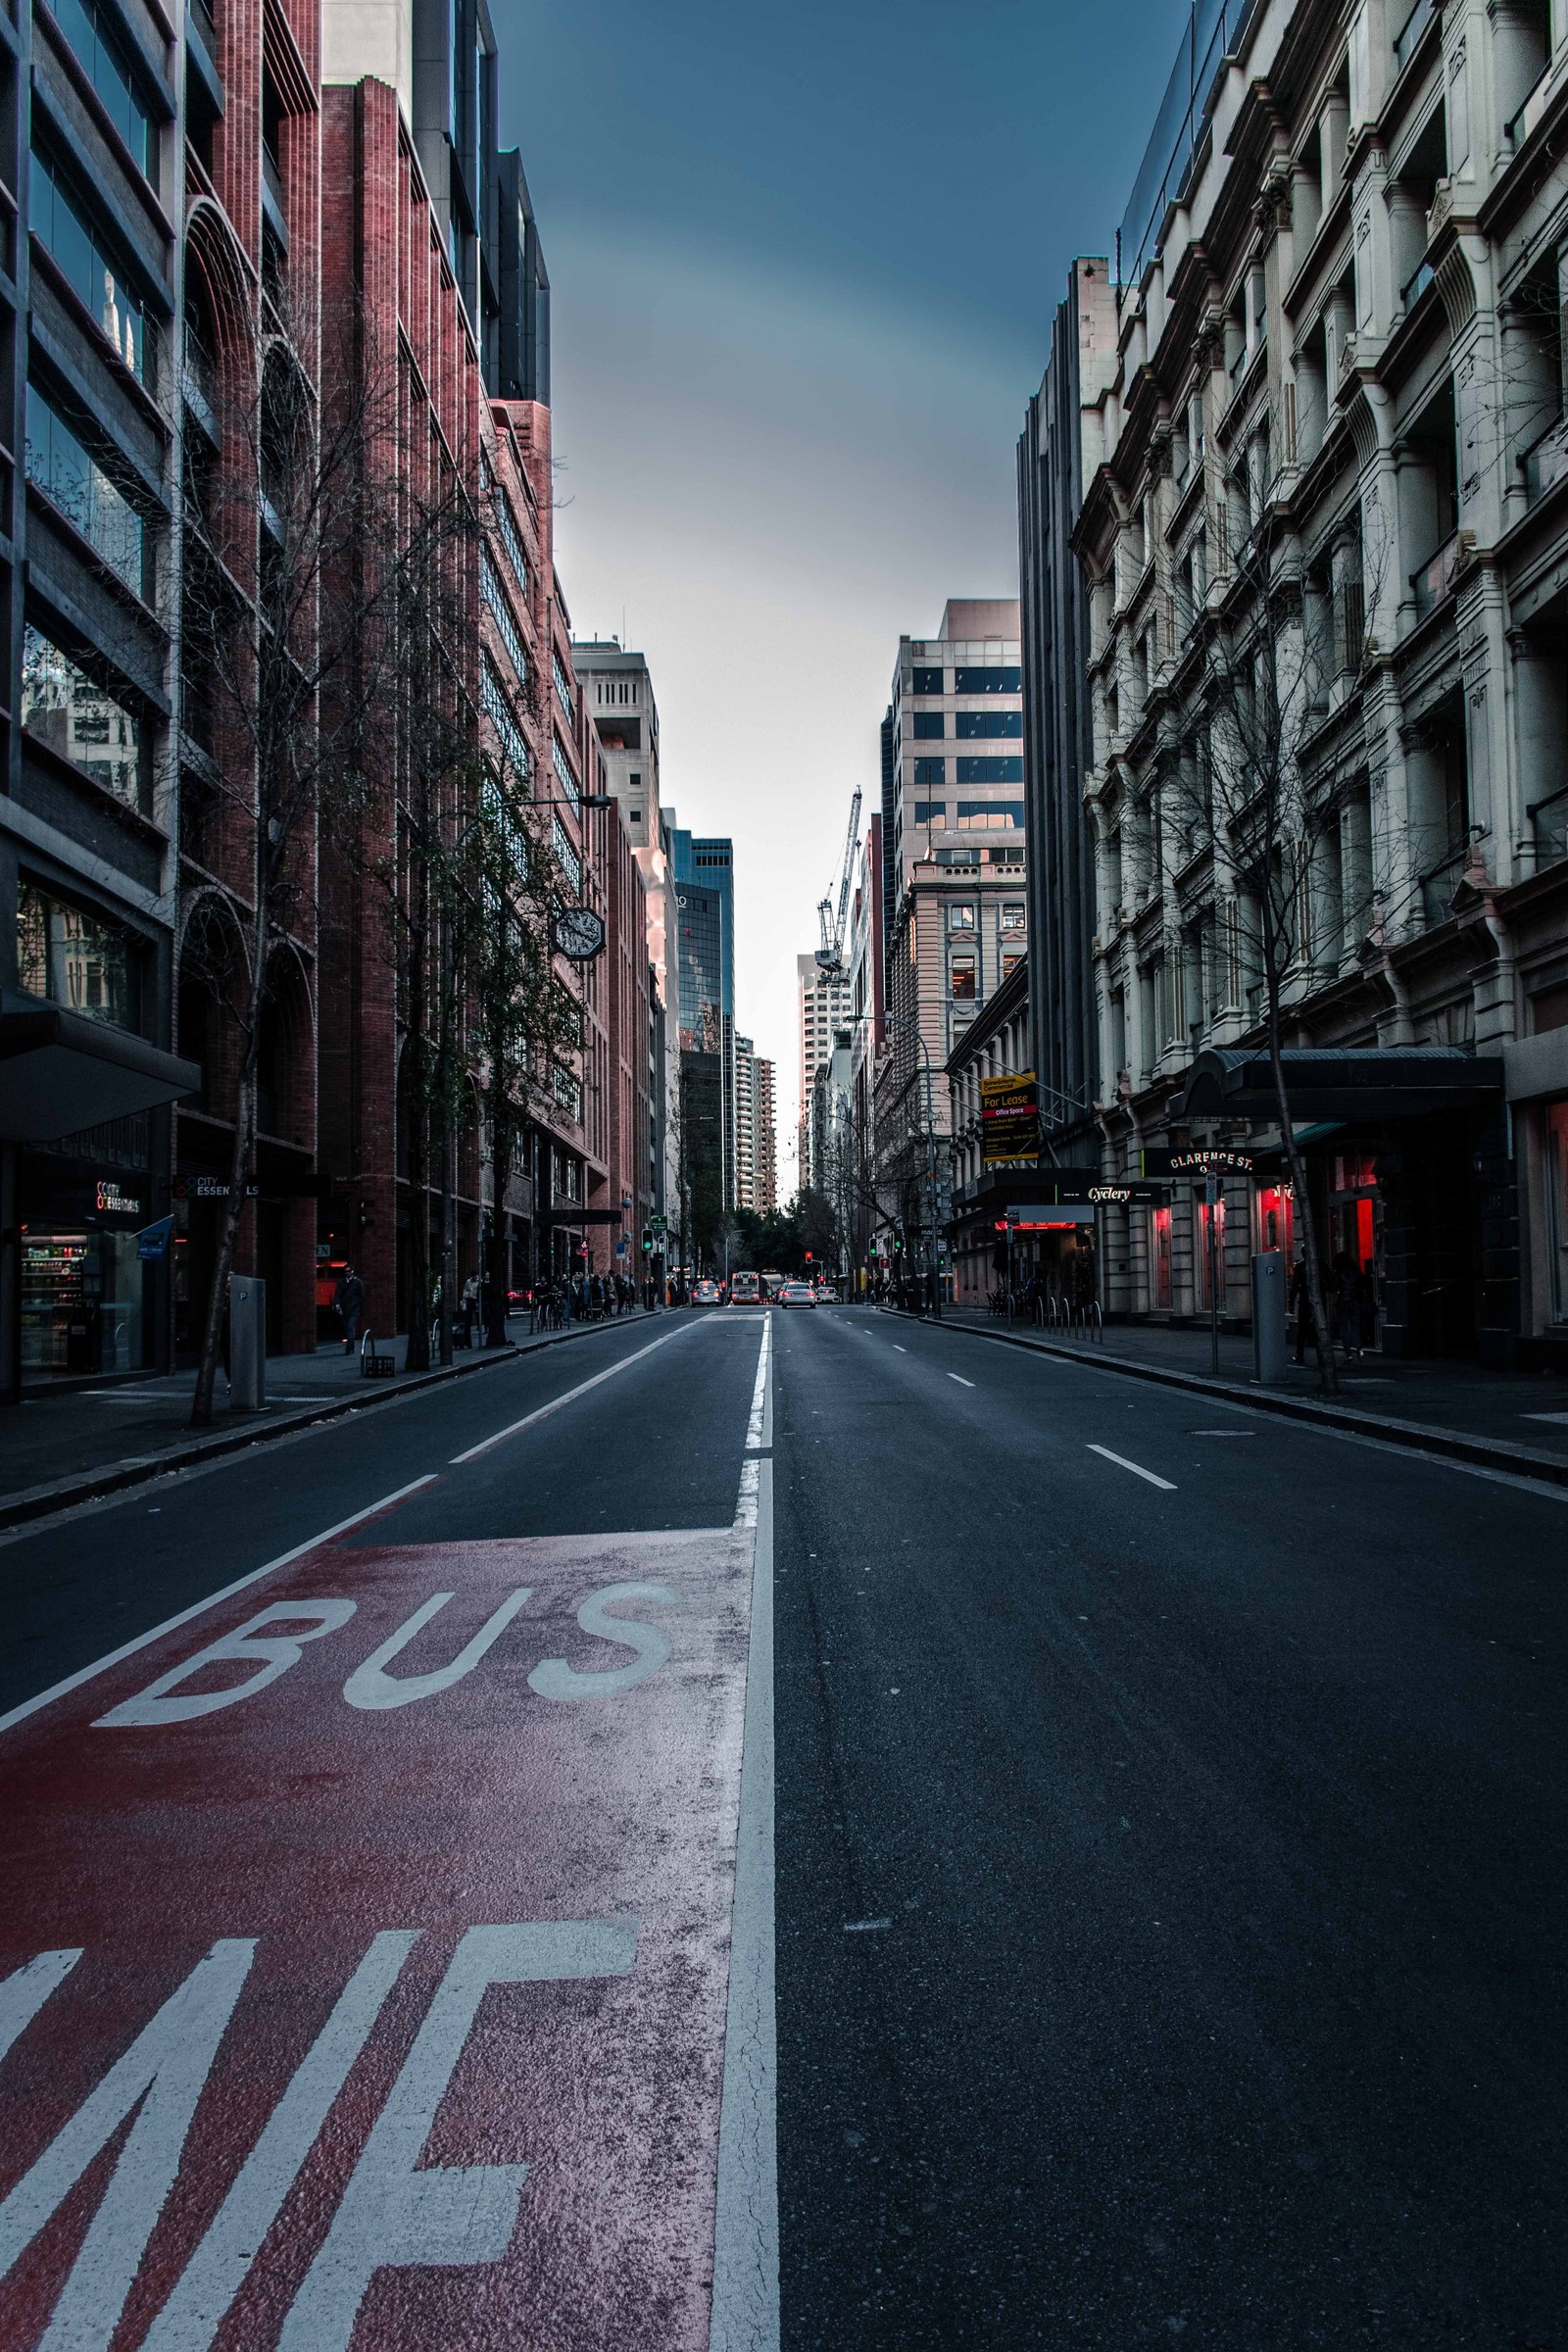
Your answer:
[1087,1444,1177,1492]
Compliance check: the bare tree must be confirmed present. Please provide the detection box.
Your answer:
[178,291,404,1426]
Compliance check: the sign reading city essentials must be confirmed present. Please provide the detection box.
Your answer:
[95,1179,142,1215]
[980,1070,1038,1164]
[175,1174,260,1200]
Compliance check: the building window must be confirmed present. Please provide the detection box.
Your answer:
[553,733,579,811]
[553,1062,583,1120]
[911,665,945,695]
[913,802,946,824]
[30,156,153,383]
[1001,903,1026,933]
[935,847,980,867]
[554,814,581,895]
[480,656,530,781]
[955,709,1022,739]
[17,880,136,1027]
[22,627,143,806]
[488,478,531,598]
[49,0,154,172]
[553,650,575,723]
[1002,952,1023,978]
[25,385,146,596]
[913,757,945,786]
[954,665,1021,694]
[480,545,528,683]
[956,802,1024,828]
[1151,1204,1172,1307]
[911,710,945,740]
[948,904,975,930]
[956,759,1025,787]
[949,954,977,1001]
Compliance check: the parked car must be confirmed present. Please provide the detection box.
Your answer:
[777,1281,817,1308]
[691,1280,722,1306]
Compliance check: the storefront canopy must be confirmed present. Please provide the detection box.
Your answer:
[0,1005,202,1144]
[1179,1048,1505,1123]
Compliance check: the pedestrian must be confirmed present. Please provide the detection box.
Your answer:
[333,1263,366,1354]
[1331,1248,1361,1360]
[1288,1248,1312,1365]
[459,1271,479,1347]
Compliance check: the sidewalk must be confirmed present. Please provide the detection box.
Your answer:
[892,1306,1568,1483]
[0,1313,656,1530]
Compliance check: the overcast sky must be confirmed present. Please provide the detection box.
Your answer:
[499,0,1191,1191]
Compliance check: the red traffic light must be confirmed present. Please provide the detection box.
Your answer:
[804,1251,812,1262]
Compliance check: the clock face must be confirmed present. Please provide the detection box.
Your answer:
[552,906,606,961]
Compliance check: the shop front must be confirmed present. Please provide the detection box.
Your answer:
[18,1149,151,1381]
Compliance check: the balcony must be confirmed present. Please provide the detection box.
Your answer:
[1410,530,1460,619]
[1531,783,1568,869]
[1521,415,1568,507]
[1420,843,1466,928]
[1393,0,1434,74]
[1400,260,1435,313]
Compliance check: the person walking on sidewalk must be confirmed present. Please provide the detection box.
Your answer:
[333,1264,366,1354]
[1288,1249,1312,1366]
[1331,1249,1362,1361]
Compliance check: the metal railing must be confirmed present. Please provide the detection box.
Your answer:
[1521,414,1568,507]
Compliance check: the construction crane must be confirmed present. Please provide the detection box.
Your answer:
[815,789,861,976]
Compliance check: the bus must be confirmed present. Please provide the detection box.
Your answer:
[759,1271,786,1300]
[730,1271,761,1305]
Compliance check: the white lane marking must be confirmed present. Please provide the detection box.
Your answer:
[450,1325,691,1463]
[947,1373,975,1389]
[0,1951,81,2068]
[745,1313,771,1450]
[142,1932,420,2351]
[711,1351,778,2352]
[1087,1444,1176,1492]
[842,1919,891,1934]
[277,1924,638,2352]
[1190,1429,1258,1437]
[1524,1411,1568,1425]
[892,1346,907,1353]
[0,1476,439,1741]
[0,1939,257,2342]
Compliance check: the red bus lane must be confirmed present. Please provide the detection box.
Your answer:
[0,1488,761,2350]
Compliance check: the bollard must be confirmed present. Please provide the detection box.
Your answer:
[227,1274,267,1410]
[1251,1250,1286,1385]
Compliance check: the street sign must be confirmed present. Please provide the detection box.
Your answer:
[135,1214,173,1261]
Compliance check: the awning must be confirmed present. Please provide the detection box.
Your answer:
[1178,1049,1504,1122]
[0,1006,202,1144]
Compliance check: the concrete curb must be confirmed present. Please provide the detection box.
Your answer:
[874,1306,1568,1493]
[0,1317,653,1536]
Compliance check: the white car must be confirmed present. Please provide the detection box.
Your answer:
[777,1282,817,1309]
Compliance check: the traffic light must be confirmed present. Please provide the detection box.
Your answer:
[641,1227,653,1252]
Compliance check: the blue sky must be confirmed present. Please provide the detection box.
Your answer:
[499,0,1191,1178]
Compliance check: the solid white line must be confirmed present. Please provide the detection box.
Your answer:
[0,1475,439,1740]
[710,1392,778,2350]
[1087,1444,1176,1492]
[745,1314,771,1451]
[947,1373,975,1389]
[450,1324,690,1463]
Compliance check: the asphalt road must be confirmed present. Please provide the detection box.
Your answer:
[0,1298,1563,2348]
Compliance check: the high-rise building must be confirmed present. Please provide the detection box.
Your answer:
[873,601,1026,1290]
[1019,261,1114,1175]
[573,641,675,1249]
[734,1037,777,1214]
[672,829,736,1211]
[797,954,850,1190]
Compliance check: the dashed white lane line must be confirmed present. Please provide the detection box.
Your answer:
[450,1324,692,1463]
[892,1345,907,1353]
[1088,1444,1177,1492]
[947,1373,975,1389]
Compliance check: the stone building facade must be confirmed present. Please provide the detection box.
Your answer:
[1073,0,1568,1364]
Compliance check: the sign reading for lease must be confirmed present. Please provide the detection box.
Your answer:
[980,1070,1038,1164]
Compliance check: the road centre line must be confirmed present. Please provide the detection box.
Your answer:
[0,1475,440,1740]
[1087,1444,1177,1492]
[450,1323,692,1464]
[745,1313,772,1450]
[947,1373,975,1389]
[711,1319,779,2351]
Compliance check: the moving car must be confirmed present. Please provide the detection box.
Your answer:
[730,1271,761,1305]
[777,1281,817,1309]
[691,1280,722,1306]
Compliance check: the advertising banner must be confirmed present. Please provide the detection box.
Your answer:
[980,1071,1038,1164]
